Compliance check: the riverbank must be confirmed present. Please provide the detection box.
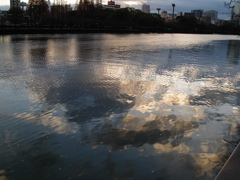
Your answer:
[0,26,238,35]
[0,27,163,34]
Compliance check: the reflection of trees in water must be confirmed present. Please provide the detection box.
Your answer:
[29,152,59,177]
[30,47,48,65]
[14,134,61,179]
[104,154,135,179]
[227,40,240,64]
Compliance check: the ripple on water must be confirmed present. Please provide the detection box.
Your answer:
[1,34,240,180]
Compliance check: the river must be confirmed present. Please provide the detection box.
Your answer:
[1,33,240,180]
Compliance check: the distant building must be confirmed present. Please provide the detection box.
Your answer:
[177,12,183,16]
[19,2,27,10]
[201,15,212,24]
[184,12,195,18]
[161,10,168,18]
[203,10,218,21]
[191,9,204,19]
[103,1,120,9]
[10,0,20,8]
[142,4,150,13]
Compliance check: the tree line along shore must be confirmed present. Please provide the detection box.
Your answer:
[1,6,240,35]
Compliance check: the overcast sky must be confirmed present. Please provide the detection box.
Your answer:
[0,0,232,19]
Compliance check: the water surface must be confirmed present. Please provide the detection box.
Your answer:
[1,34,240,180]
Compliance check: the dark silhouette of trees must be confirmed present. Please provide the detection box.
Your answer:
[1,0,240,34]
[100,8,164,30]
[54,6,165,30]
[1,0,164,32]
[75,0,100,27]
[7,7,24,26]
[0,0,161,32]
[26,0,49,25]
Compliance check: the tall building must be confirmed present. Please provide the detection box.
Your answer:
[10,0,20,8]
[184,12,195,18]
[142,4,150,13]
[191,9,204,19]
[203,10,218,21]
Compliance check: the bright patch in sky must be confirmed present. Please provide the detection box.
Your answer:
[68,0,78,4]
[123,1,141,5]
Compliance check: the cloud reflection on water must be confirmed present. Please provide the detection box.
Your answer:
[1,34,240,179]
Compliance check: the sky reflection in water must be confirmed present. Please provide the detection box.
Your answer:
[1,34,240,180]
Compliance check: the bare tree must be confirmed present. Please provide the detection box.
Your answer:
[224,0,237,19]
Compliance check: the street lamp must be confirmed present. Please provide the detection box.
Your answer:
[172,3,175,21]
[156,8,161,14]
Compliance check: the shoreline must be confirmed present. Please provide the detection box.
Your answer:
[0,27,238,35]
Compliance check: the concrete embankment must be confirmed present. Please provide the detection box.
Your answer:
[215,143,240,180]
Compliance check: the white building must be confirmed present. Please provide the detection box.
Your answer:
[142,4,150,13]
